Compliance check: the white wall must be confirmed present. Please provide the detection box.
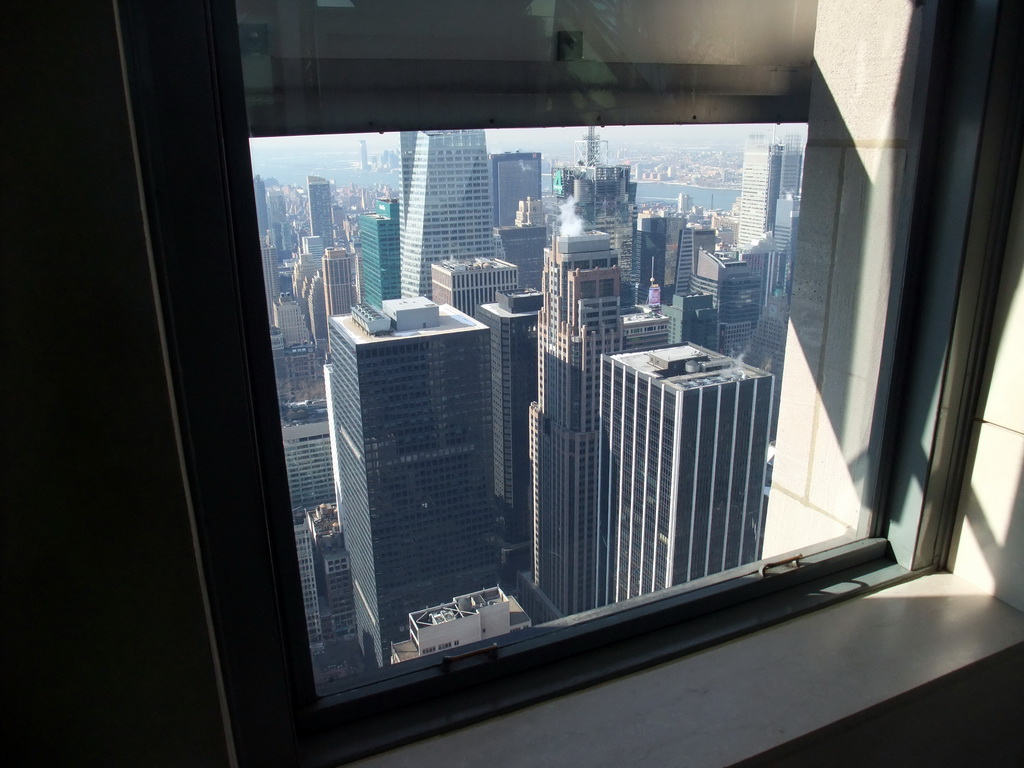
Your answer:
[765,0,919,556]
[950,150,1024,612]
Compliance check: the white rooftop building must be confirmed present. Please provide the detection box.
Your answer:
[391,587,531,664]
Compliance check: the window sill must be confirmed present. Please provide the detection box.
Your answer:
[323,573,1024,768]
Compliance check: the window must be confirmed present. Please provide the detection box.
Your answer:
[118,0,1021,765]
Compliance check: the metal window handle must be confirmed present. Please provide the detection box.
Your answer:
[442,643,499,670]
[759,554,803,577]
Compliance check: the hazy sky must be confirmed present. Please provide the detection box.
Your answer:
[250,123,807,166]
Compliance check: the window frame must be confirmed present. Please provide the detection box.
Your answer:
[116,0,1024,765]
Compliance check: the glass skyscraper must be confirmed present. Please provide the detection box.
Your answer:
[328,299,495,667]
[489,151,542,227]
[399,130,494,299]
[358,199,401,310]
[307,175,333,246]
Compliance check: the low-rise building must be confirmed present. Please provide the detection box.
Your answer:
[390,587,531,664]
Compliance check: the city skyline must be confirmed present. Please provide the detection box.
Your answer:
[251,124,808,167]
[255,123,807,683]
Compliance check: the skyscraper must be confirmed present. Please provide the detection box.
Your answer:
[476,289,543,590]
[737,135,782,250]
[253,175,270,244]
[329,298,495,667]
[663,292,719,349]
[633,213,668,289]
[779,133,805,199]
[359,199,402,310]
[601,345,773,603]
[274,292,308,347]
[307,175,333,246]
[260,242,278,321]
[745,295,791,438]
[736,134,804,250]
[308,503,356,639]
[675,224,695,289]
[293,509,322,649]
[690,249,763,355]
[322,247,355,317]
[282,416,335,509]
[525,231,622,620]
[399,130,494,299]
[494,197,546,290]
[359,140,369,171]
[552,129,636,304]
[292,249,320,302]
[489,151,542,227]
[306,272,327,345]
[267,187,290,255]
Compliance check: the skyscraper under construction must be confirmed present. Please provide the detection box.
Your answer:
[552,129,637,304]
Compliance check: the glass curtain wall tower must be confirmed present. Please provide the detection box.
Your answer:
[399,130,494,299]
[489,152,542,227]
[736,134,804,250]
[307,175,333,246]
[477,289,543,590]
[358,199,401,310]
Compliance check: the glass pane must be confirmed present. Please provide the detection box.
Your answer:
[249,124,821,692]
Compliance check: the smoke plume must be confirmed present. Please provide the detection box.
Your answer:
[558,195,585,237]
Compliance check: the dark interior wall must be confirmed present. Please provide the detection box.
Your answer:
[4,1,1023,767]
[2,2,229,765]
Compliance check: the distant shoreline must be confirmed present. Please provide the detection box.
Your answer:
[634,181,741,192]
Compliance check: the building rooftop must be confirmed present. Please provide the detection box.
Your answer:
[409,586,518,630]
[331,303,486,345]
[480,288,544,318]
[433,257,517,272]
[556,231,612,253]
[621,312,668,326]
[608,344,771,390]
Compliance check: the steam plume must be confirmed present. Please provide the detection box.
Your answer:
[558,195,585,237]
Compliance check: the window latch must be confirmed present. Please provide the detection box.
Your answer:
[442,643,499,671]
[759,554,803,577]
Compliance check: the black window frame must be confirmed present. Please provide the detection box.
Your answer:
[116,0,1024,765]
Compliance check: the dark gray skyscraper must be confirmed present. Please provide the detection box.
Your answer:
[329,298,494,667]
[633,213,669,289]
[489,152,542,227]
[664,292,718,349]
[495,197,546,291]
[476,289,543,591]
[307,175,333,246]
[253,175,269,244]
[601,345,773,602]
[690,249,763,355]
[524,232,622,620]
